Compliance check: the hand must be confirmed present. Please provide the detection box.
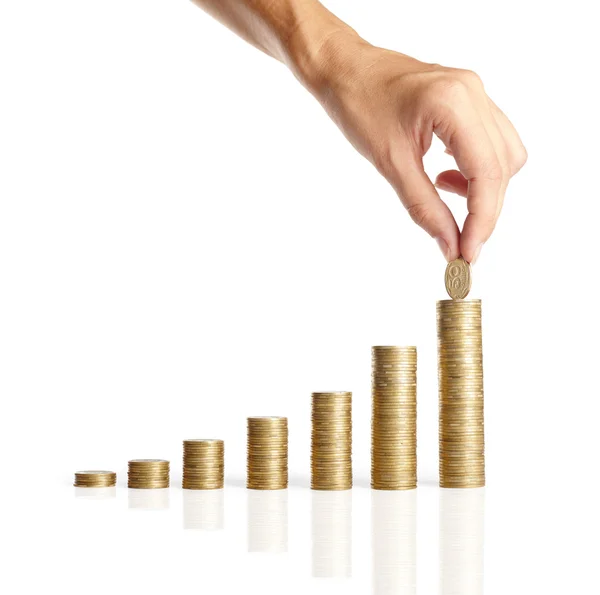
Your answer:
[298,32,527,262]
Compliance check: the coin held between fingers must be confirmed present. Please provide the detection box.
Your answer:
[444,257,472,300]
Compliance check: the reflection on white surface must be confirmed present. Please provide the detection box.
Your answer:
[372,490,416,595]
[247,489,288,553]
[128,488,170,510]
[183,489,224,530]
[440,488,485,595]
[74,486,116,499]
[312,490,352,578]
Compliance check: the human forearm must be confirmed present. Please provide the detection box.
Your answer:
[190,0,355,85]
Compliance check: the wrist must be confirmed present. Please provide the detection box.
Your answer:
[283,10,365,97]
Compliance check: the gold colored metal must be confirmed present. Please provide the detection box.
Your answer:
[74,470,116,487]
[182,439,224,490]
[311,391,352,490]
[371,346,417,490]
[128,459,170,489]
[437,299,485,488]
[247,417,288,490]
[444,257,472,300]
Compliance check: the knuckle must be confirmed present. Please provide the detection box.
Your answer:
[423,76,470,107]
[480,161,504,182]
[513,144,528,171]
[457,68,484,88]
[406,202,432,229]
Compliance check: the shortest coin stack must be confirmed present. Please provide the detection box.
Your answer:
[247,417,288,490]
[128,459,170,489]
[74,470,116,488]
[183,439,224,490]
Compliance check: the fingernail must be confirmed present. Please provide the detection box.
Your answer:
[434,181,452,193]
[471,243,483,264]
[435,237,450,261]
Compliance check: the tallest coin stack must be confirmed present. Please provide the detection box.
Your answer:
[437,299,485,488]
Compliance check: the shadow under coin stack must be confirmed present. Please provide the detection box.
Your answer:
[311,392,352,490]
[246,417,288,490]
[437,299,485,488]
[128,459,170,489]
[371,346,417,490]
[73,470,116,488]
[182,439,224,490]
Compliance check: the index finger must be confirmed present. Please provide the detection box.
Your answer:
[437,108,502,262]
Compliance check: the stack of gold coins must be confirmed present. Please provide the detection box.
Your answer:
[73,470,116,487]
[437,299,485,488]
[371,346,417,490]
[311,392,352,490]
[182,439,224,490]
[247,417,288,490]
[128,459,170,489]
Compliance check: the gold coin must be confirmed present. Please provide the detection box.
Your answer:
[128,459,170,489]
[182,439,225,490]
[371,346,418,491]
[74,470,117,487]
[436,299,485,488]
[311,392,352,490]
[444,257,472,299]
[247,417,288,490]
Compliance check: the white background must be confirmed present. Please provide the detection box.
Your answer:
[1,0,598,593]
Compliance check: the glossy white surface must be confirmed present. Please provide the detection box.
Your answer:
[8,481,595,593]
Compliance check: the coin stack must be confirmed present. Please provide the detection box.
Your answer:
[73,470,116,488]
[182,439,224,490]
[371,346,417,490]
[437,299,485,488]
[246,417,288,490]
[311,391,352,490]
[127,459,170,489]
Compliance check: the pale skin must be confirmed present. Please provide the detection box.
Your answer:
[192,0,527,263]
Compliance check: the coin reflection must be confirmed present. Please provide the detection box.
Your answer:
[128,488,170,510]
[312,490,352,578]
[247,489,288,553]
[183,488,224,530]
[74,486,116,500]
[440,488,484,595]
[372,489,416,595]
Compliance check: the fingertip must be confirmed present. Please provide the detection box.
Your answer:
[435,237,450,261]
[460,215,486,263]
[447,243,461,262]
[435,235,460,262]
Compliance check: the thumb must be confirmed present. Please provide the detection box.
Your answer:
[387,152,460,261]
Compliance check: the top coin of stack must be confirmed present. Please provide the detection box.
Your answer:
[444,257,472,300]
[128,459,170,489]
[74,470,116,488]
[183,439,224,490]
[437,299,485,488]
[247,417,288,490]
[371,346,417,490]
[311,391,352,490]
